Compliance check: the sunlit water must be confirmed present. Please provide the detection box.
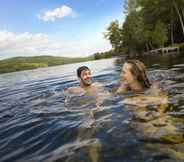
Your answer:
[1,54,184,162]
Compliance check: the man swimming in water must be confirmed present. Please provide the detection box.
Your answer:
[66,66,110,105]
[67,66,108,96]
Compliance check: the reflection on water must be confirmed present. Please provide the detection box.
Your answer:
[0,54,184,162]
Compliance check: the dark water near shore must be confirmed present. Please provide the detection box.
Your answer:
[1,53,184,162]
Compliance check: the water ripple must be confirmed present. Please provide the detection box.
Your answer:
[0,57,184,162]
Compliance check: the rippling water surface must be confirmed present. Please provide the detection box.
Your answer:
[1,54,184,162]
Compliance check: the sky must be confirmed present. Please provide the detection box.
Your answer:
[0,0,125,60]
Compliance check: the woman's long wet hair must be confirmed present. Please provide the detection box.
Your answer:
[126,60,151,89]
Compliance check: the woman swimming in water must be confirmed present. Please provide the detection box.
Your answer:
[116,61,181,145]
[117,59,151,93]
[117,59,168,107]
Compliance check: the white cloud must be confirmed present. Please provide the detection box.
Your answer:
[37,5,76,22]
[0,30,111,59]
[0,31,50,55]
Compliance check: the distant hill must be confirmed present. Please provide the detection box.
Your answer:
[0,55,94,74]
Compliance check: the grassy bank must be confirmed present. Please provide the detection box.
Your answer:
[0,55,94,74]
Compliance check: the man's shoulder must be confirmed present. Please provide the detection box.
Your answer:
[92,82,104,88]
[66,86,84,94]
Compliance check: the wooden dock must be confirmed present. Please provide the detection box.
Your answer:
[149,46,180,54]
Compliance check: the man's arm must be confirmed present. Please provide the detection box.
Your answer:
[93,82,111,107]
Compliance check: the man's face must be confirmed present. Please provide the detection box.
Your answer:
[80,69,92,86]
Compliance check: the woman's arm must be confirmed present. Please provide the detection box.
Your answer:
[116,83,130,93]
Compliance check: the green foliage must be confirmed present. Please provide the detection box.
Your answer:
[122,11,148,53]
[94,50,115,60]
[104,20,123,52]
[151,21,168,47]
[124,0,138,14]
[105,0,184,55]
[0,55,94,74]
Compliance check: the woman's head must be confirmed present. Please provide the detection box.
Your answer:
[121,60,151,89]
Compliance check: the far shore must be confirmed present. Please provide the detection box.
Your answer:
[1,44,183,74]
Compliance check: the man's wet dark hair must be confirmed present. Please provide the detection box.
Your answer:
[77,66,90,78]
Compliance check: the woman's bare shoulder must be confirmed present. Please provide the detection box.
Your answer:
[116,83,130,94]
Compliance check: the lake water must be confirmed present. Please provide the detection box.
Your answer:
[1,53,184,162]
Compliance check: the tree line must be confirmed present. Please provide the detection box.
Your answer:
[0,56,94,74]
[104,0,184,55]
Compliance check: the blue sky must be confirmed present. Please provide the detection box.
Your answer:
[0,0,125,59]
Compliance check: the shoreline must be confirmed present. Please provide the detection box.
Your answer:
[0,56,116,75]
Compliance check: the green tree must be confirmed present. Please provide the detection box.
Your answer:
[173,0,184,36]
[151,20,168,47]
[104,20,123,53]
[124,0,137,14]
[105,0,184,55]
[138,0,184,43]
